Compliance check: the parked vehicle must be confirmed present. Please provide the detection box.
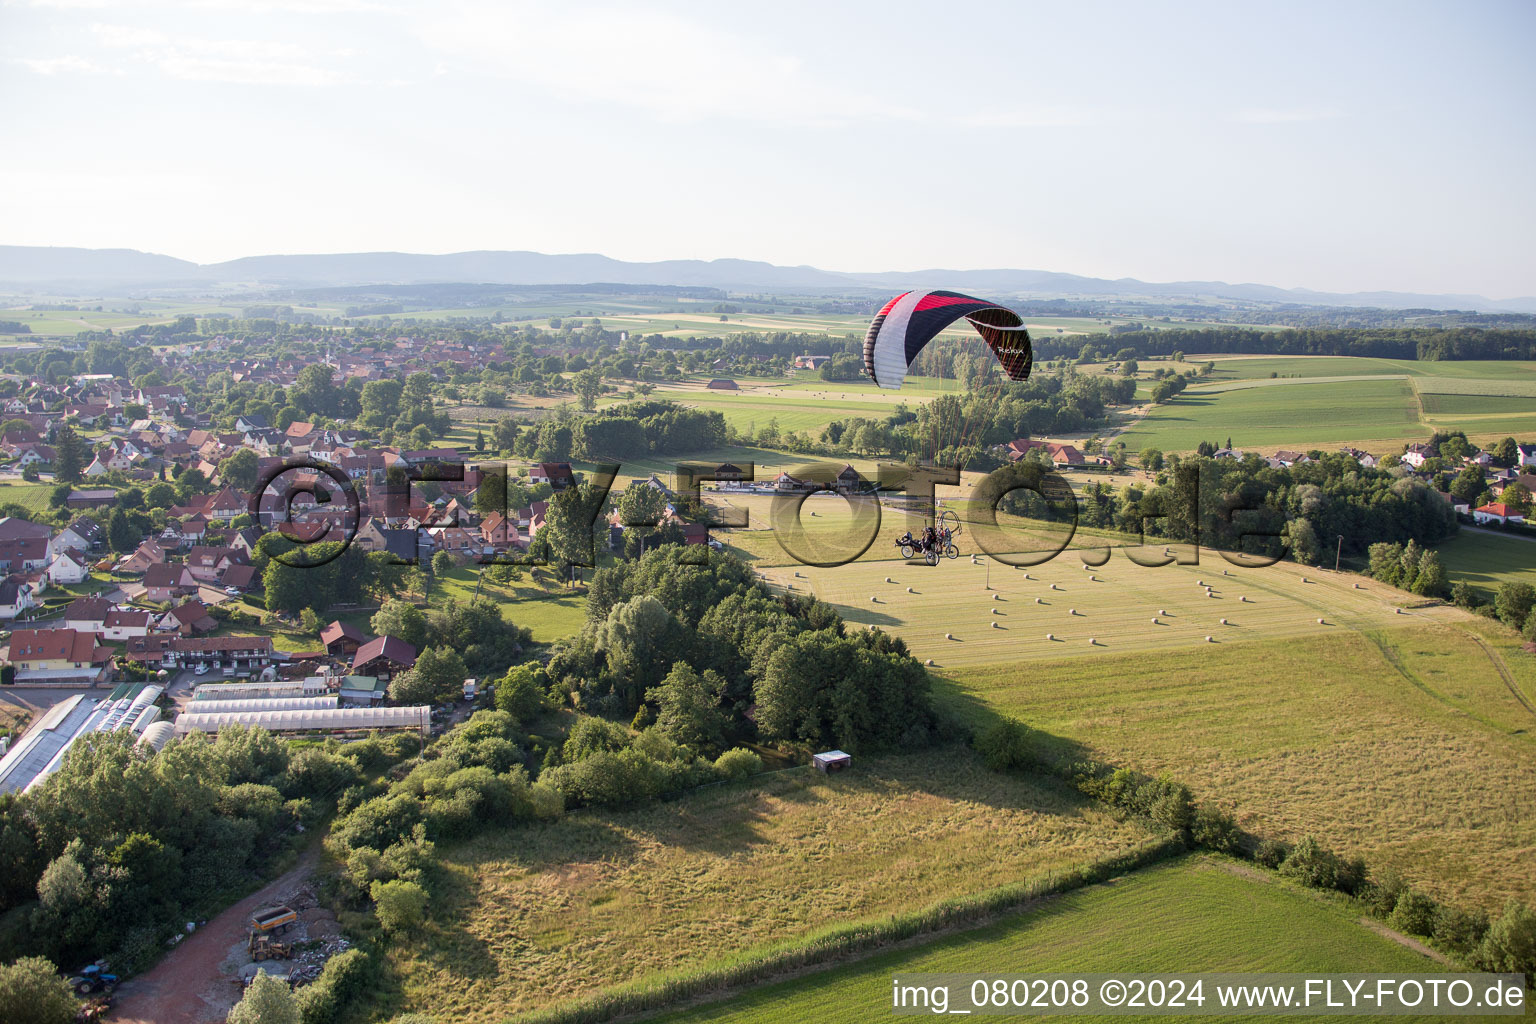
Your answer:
[248,905,297,935]
[66,963,118,996]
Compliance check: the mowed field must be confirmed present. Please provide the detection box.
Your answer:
[372,749,1158,1023]
[940,620,1536,910]
[654,857,1464,1024]
[755,527,1445,667]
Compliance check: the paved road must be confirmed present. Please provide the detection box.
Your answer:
[108,844,321,1024]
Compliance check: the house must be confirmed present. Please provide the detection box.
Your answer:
[143,563,198,602]
[118,539,168,575]
[1473,502,1525,526]
[235,413,270,432]
[0,518,51,544]
[206,488,248,521]
[1402,443,1435,469]
[49,518,104,558]
[161,635,275,672]
[351,635,418,680]
[772,471,810,492]
[834,464,866,494]
[0,537,49,574]
[102,608,152,641]
[1341,447,1378,468]
[705,378,738,390]
[320,620,368,658]
[63,596,113,634]
[184,545,246,583]
[219,563,259,593]
[0,576,39,620]
[1002,439,1086,467]
[46,548,91,585]
[793,354,831,370]
[1271,450,1310,467]
[3,627,110,683]
[66,489,117,510]
[530,462,576,490]
[157,600,218,636]
[1518,443,1536,468]
[479,512,520,551]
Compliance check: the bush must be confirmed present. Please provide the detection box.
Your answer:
[974,719,1040,773]
[1253,838,1288,869]
[371,879,428,934]
[1478,900,1536,974]
[1278,836,1365,894]
[0,956,78,1024]
[1365,871,1408,918]
[1389,890,1438,937]
[713,748,762,781]
[1190,805,1242,853]
[1432,904,1490,955]
[230,970,300,1024]
[296,948,372,1024]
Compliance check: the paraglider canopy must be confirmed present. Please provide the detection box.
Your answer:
[863,290,1032,390]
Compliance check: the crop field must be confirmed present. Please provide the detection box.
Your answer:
[1434,529,1536,596]
[654,856,1451,1024]
[1116,378,1425,453]
[1203,355,1536,381]
[939,619,1536,909]
[373,749,1155,1022]
[0,481,59,514]
[621,378,945,435]
[756,535,1445,667]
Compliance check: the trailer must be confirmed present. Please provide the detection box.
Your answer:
[248,905,297,935]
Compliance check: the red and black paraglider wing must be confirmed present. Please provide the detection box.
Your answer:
[863,290,1031,389]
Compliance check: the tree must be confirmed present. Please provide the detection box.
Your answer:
[52,424,88,484]
[542,483,608,571]
[227,969,300,1024]
[491,417,520,453]
[1413,550,1447,597]
[431,550,454,578]
[647,663,726,751]
[370,599,430,650]
[474,470,506,518]
[1492,437,1520,468]
[389,646,467,705]
[1479,899,1536,975]
[48,483,72,508]
[218,448,260,493]
[1450,465,1487,505]
[371,878,428,934]
[494,663,547,722]
[0,957,78,1024]
[1502,482,1532,516]
[574,368,603,413]
[599,595,682,708]
[108,508,145,553]
[1494,581,1536,631]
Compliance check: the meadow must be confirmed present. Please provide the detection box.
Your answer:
[1433,528,1536,595]
[0,481,57,515]
[649,856,1468,1024]
[1202,355,1536,382]
[938,620,1536,910]
[1115,378,1425,454]
[372,749,1155,1022]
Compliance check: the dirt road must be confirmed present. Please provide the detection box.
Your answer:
[108,845,321,1024]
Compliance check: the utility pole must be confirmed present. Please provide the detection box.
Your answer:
[1335,534,1344,573]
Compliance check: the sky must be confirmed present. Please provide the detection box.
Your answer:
[1,0,1533,297]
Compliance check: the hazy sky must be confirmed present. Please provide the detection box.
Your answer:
[2,0,1533,296]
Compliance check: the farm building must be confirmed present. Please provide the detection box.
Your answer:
[793,354,832,369]
[182,695,340,715]
[173,703,431,738]
[0,684,165,794]
[1473,502,1525,525]
[320,620,368,658]
[352,635,417,679]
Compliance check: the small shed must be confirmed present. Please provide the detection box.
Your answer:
[812,749,852,773]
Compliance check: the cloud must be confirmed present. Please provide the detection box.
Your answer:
[1232,107,1343,124]
[418,2,918,125]
[85,21,347,84]
[17,54,113,74]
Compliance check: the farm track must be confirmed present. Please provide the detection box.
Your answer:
[1464,631,1536,723]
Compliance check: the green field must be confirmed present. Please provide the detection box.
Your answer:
[432,565,587,642]
[1204,355,1536,382]
[940,621,1536,910]
[1434,529,1536,596]
[653,856,1471,1024]
[1118,378,1425,453]
[0,481,60,514]
[374,749,1155,1023]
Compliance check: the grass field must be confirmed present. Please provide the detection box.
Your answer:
[756,534,1447,667]
[374,749,1155,1022]
[939,620,1536,910]
[652,856,1466,1024]
[1203,355,1536,382]
[0,481,59,515]
[432,565,587,642]
[1116,378,1425,454]
[1434,529,1536,595]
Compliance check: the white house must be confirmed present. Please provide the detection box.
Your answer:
[0,578,37,620]
[1473,502,1525,526]
[48,519,103,559]
[102,608,152,640]
[1402,443,1435,469]
[1519,444,1536,468]
[46,548,91,585]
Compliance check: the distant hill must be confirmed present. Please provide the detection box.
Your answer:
[1,245,1532,313]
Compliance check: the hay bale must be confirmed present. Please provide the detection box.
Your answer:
[992,621,1002,628]
[1317,617,1326,624]
[1197,579,1204,586]
[992,593,1001,601]
[1396,607,1405,614]
[884,576,892,583]
[870,596,878,603]
[946,633,955,640]
[1036,597,1044,604]
[1150,617,1158,624]
[1045,633,1054,640]
[1159,609,1167,616]
[1206,635,1214,642]
[925,659,934,666]
[1302,576,1310,583]
[1220,618,1228,625]
[1087,637,1096,645]
[907,587,915,593]
[1069,608,1077,615]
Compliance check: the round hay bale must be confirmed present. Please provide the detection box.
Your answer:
[1083,564,1092,571]
[925,658,934,666]
[884,576,892,583]
[1220,618,1228,625]
[1036,597,1044,604]
[1302,576,1310,583]
[1396,607,1405,614]
[1209,591,1217,598]
[1317,617,1326,624]
[992,593,1001,601]
[907,587,915,593]
[1355,583,1362,589]
[1159,609,1167,616]
[1223,569,1230,576]
[945,633,954,640]
[1023,573,1032,579]
[1045,633,1054,640]
[1240,595,1248,602]
[1206,635,1215,642]
[992,621,1002,628]
[1088,637,1097,645]
[1150,617,1158,624]
[1197,579,1205,586]
[1069,608,1077,615]
[1051,583,1060,590]
[870,596,878,603]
